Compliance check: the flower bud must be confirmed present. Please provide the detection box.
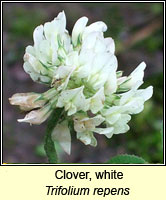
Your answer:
[17,103,52,125]
[9,93,45,111]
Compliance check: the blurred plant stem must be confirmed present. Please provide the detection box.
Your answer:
[116,17,162,54]
[44,108,63,164]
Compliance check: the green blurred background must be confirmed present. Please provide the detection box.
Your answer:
[3,2,164,163]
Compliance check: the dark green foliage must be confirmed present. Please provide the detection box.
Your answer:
[106,154,147,164]
[9,8,46,38]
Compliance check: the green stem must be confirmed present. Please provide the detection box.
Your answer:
[44,108,63,163]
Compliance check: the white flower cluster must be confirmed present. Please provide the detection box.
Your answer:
[9,11,153,154]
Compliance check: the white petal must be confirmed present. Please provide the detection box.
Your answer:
[56,11,66,33]
[113,124,130,135]
[74,120,86,133]
[33,25,44,47]
[94,127,114,138]
[104,37,115,54]
[56,86,85,115]
[24,53,48,75]
[91,53,110,74]
[117,76,127,85]
[17,104,52,125]
[82,32,106,53]
[25,45,35,56]
[72,16,88,46]
[60,32,71,53]
[82,32,99,49]
[119,81,143,105]
[65,51,79,66]
[36,40,52,65]
[136,86,153,101]
[23,62,51,84]
[40,76,51,83]
[130,61,146,78]
[89,87,105,114]
[67,104,77,116]
[79,49,94,65]
[55,65,72,79]
[43,22,53,41]
[94,37,107,53]
[72,88,88,112]
[75,63,91,79]
[106,113,121,125]
[101,106,121,116]
[77,131,97,146]
[112,114,131,134]
[83,21,107,39]
[63,87,84,104]
[90,53,118,90]
[124,62,146,88]
[74,114,104,132]
[43,11,66,41]
[104,68,117,95]
[57,65,76,91]
[90,115,105,126]
[123,97,144,114]
[121,86,153,115]
[75,50,94,78]
[52,120,71,155]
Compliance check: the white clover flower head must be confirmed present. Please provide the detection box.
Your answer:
[9,11,153,154]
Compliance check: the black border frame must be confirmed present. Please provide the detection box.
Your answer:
[1,1,165,166]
